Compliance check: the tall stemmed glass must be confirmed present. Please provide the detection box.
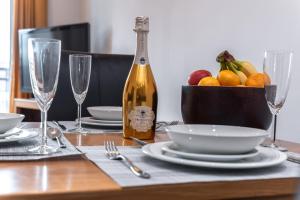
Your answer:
[69,54,91,133]
[263,50,293,151]
[28,38,61,154]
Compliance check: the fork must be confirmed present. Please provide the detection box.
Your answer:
[156,121,179,129]
[104,141,150,179]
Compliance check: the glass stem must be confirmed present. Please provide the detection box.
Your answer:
[77,104,80,125]
[273,115,277,144]
[78,104,82,130]
[41,111,47,146]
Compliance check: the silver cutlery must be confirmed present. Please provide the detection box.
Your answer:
[128,121,179,146]
[0,134,19,139]
[288,157,300,164]
[50,121,67,148]
[105,141,150,179]
[53,121,67,131]
[0,152,55,156]
[287,152,300,164]
[156,121,179,129]
[47,127,67,148]
[129,136,149,146]
[0,129,22,139]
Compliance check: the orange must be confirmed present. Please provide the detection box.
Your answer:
[217,70,240,86]
[245,73,265,88]
[198,77,220,86]
[263,73,271,85]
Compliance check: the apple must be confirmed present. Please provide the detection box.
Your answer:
[188,70,212,85]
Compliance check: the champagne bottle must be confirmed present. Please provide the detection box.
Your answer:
[122,16,158,139]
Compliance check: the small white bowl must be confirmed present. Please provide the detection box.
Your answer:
[165,124,269,154]
[0,113,25,134]
[87,106,122,121]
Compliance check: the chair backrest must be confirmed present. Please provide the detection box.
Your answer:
[48,50,133,121]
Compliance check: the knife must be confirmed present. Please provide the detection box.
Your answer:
[0,152,59,156]
[287,152,300,164]
[129,136,149,146]
[52,121,67,131]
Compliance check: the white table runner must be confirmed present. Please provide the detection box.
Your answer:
[0,128,82,161]
[21,122,122,134]
[78,146,300,187]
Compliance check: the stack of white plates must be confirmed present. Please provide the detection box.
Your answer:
[0,113,38,143]
[142,125,287,169]
[0,113,24,134]
[0,128,38,143]
[84,106,122,127]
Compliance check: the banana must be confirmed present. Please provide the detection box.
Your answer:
[216,51,257,85]
[235,61,257,77]
[236,71,247,85]
[227,62,248,85]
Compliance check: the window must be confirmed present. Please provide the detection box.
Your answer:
[0,0,11,112]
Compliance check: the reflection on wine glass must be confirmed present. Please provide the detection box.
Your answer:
[263,50,293,151]
[69,54,91,134]
[28,38,61,154]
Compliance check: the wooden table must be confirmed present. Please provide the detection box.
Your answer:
[0,132,299,200]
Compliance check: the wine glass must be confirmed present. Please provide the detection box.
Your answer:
[263,50,293,151]
[28,38,61,154]
[69,54,92,133]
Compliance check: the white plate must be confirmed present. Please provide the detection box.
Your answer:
[0,129,38,143]
[0,128,23,139]
[81,120,122,128]
[87,106,122,120]
[81,117,122,125]
[165,125,269,154]
[161,142,259,162]
[142,142,287,169]
[0,113,24,134]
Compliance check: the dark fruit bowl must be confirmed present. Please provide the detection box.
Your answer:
[181,86,273,130]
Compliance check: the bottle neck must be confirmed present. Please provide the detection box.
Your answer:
[134,31,149,65]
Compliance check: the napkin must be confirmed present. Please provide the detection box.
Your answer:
[78,146,300,187]
[0,128,82,161]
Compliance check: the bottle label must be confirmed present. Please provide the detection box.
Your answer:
[128,106,155,132]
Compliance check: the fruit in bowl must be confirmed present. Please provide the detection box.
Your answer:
[187,50,272,88]
[198,77,220,86]
[188,70,212,85]
[245,73,271,87]
[217,70,240,86]
[245,73,265,87]
[183,50,274,130]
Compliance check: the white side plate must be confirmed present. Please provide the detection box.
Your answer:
[0,113,24,134]
[81,117,122,125]
[81,120,122,128]
[161,142,259,162]
[87,106,122,120]
[142,142,287,169]
[0,129,38,143]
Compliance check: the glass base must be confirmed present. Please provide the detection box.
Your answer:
[263,143,288,152]
[28,144,59,155]
[69,127,89,134]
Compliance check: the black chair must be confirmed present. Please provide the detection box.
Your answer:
[48,50,133,121]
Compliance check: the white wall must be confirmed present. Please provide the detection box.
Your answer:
[48,0,85,26]
[48,0,300,142]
